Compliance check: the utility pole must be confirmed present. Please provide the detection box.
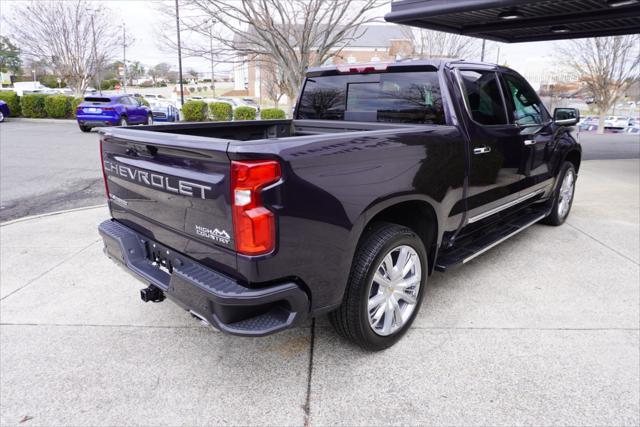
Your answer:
[90,13,102,95]
[481,39,486,62]
[496,45,501,64]
[122,25,128,93]
[175,0,185,106]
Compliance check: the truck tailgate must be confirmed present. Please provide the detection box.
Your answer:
[100,129,236,273]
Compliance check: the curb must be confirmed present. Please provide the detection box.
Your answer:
[8,118,76,124]
[0,204,107,227]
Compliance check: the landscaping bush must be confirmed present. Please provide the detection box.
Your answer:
[181,101,208,121]
[209,102,232,121]
[0,91,21,116]
[21,94,47,118]
[44,95,72,118]
[71,97,84,118]
[260,108,286,120]
[234,106,257,121]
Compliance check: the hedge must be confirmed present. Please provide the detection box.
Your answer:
[21,94,47,118]
[209,102,232,121]
[0,91,21,116]
[260,108,286,120]
[234,106,256,121]
[71,97,84,118]
[44,95,72,118]
[182,101,208,121]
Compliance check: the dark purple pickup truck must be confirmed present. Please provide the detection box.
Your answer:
[98,60,581,350]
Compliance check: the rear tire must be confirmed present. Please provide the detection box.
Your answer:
[329,222,428,351]
[0,111,4,122]
[542,161,576,226]
[79,124,91,132]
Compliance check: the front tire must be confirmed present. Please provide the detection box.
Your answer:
[329,222,428,351]
[146,114,153,125]
[79,124,91,132]
[542,161,576,226]
[0,111,4,122]
[118,116,128,127]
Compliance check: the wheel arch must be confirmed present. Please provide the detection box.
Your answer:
[348,196,441,277]
[564,149,582,173]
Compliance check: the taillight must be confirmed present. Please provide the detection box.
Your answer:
[99,138,110,199]
[231,160,281,255]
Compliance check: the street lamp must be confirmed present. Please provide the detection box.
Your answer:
[175,0,185,106]
[87,8,102,95]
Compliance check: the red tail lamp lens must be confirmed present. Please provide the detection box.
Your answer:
[231,160,281,255]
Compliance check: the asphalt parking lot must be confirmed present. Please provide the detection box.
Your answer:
[0,119,639,221]
[1,158,638,426]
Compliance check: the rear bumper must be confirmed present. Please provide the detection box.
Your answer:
[98,219,309,336]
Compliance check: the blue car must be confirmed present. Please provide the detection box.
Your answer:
[0,100,9,122]
[76,95,152,132]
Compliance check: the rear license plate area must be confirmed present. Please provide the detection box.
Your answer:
[145,242,174,274]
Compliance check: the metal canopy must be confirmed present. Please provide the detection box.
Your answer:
[384,0,640,43]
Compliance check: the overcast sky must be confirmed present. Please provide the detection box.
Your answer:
[2,0,560,79]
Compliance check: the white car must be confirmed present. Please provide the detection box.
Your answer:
[143,94,166,102]
[604,116,632,130]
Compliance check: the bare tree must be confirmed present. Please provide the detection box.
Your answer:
[149,62,172,85]
[262,65,288,108]
[402,27,485,60]
[556,36,640,134]
[158,0,384,100]
[7,1,119,96]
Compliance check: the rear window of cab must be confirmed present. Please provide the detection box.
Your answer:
[296,71,445,125]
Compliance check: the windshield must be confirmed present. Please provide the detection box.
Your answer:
[296,71,445,124]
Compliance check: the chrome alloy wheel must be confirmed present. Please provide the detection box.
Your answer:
[367,245,422,336]
[558,170,575,219]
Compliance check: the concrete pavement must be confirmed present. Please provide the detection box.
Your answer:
[1,160,638,426]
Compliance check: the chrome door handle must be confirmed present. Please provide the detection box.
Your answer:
[524,139,537,146]
[473,146,491,155]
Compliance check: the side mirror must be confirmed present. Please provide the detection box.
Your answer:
[554,108,580,126]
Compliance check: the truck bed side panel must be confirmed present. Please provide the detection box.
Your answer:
[229,125,466,310]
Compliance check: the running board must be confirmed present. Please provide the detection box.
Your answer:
[435,208,549,272]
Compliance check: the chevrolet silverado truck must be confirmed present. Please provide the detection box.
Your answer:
[98,60,581,350]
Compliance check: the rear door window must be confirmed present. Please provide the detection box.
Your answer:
[458,70,508,126]
[297,71,445,124]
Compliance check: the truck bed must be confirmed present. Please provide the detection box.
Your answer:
[128,119,415,141]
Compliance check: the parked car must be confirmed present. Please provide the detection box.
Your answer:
[604,116,632,130]
[143,94,166,102]
[150,101,180,122]
[76,95,152,132]
[98,60,581,350]
[0,100,9,122]
[578,116,599,131]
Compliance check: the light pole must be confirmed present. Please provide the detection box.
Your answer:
[32,69,36,89]
[175,0,185,106]
[88,9,102,95]
[481,39,486,62]
[122,24,128,93]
